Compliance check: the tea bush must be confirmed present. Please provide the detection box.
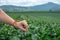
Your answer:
[0,15,60,40]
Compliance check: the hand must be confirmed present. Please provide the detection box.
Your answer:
[14,20,28,32]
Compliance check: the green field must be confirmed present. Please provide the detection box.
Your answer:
[0,11,60,40]
[7,12,60,23]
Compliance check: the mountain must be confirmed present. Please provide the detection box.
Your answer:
[0,2,60,12]
[0,5,29,12]
[31,2,60,11]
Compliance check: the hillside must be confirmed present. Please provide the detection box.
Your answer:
[0,2,60,12]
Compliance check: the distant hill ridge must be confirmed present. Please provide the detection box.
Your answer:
[0,2,60,12]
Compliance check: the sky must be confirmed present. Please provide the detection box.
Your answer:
[0,0,60,6]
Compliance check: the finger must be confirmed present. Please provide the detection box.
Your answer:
[20,21,28,30]
[22,25,28,32]
[22,24,28,31]
[22,23,28,29]
[19,20,28,32]
[22,24,28,28]
[22,20,28,27]
[19,26,28,32]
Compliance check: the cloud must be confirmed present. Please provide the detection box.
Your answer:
[51,0,60,4]
[0,0,60,6]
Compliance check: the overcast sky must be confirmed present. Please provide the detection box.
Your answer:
[0,0,60,6]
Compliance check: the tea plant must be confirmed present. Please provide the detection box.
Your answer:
[0,15,60,40]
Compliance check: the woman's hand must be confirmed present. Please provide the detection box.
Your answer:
[0,9,28,32]
[14,20,28,32]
